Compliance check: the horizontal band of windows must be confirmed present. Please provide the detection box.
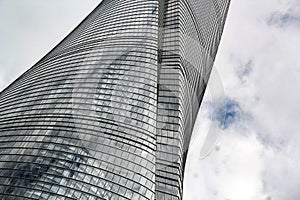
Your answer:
[56,27,158,53]
[0,138,154,167]
[0,104,157,135]
[0,176,123,200]
[0,78,157,108]
[0,157,155,193]
[0,75,157,104]
[7,55,157,85]
[0,152,154,188]
[84,4,158,27]
[40,43,158,68]
[0,127,155,156]
[0,108,157,136]
[76,16,158,36]
[0,125,155,155]
[0,131,154,157]
[6,72,156,98]
[0,124,156,153]
[13,50,158,85]
[155,173,181,186]
[0,137,154,162]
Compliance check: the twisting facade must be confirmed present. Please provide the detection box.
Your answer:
[156,0,230,198]
[0,0,230,199]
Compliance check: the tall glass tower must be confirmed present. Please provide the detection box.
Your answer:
[0,0,230,199]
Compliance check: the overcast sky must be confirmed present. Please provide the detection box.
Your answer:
[0,1,300,200]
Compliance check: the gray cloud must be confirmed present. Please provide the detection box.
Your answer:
[237,60,253,83]
[267,11,300,28]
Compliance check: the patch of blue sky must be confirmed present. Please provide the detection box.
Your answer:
[211,98,242,129]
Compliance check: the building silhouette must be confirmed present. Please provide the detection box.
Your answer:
[0,0,230,199]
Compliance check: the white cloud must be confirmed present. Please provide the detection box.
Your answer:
[0,0,100,91]
[185,127,266,200]
[185,0,300,199]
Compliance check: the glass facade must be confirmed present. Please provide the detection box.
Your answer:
[156,0,230,199]
[0,0,230,199]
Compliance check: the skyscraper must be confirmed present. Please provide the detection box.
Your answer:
[0,0,230,199]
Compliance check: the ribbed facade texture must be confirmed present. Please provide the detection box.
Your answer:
[0,0,230,200]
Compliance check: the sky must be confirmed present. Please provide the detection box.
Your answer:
[0,1,300,200]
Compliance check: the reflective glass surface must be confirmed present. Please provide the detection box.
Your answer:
[0,0,230,199]
[156,0,230,199]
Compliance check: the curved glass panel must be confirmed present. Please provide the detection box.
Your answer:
[0,0,230,199]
